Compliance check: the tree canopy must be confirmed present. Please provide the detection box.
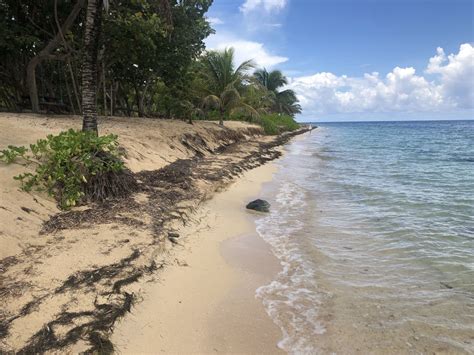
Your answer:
[0,0,301,124]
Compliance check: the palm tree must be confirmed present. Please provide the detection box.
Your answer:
[253,68,301,117]
[254,68,287,92]
[242,84,274,115]
[81,0,172,134]
[201,48,258,125]
[81,0,105,134]
[202,86,259,125]
[274,89,302,116]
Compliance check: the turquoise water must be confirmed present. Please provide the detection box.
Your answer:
[256,121,474,353]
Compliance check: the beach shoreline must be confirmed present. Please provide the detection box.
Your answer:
[111,163,285,353]
[0,113,312,353]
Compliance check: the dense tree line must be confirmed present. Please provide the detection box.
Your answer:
[0,0,301,126]
[0,0,303,211]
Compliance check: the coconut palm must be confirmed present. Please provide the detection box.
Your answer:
[254,68,287,92]
[274,89,302,116]
[201,48,258,125]
[202,86,259,125]
[81,0,105,134]
[81,0,172,134]
[242,84,274,115]
[253,68,301,117]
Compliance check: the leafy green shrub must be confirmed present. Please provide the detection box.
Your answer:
[184,109,300,136]
[0,129,137,209]
[256,115,279,135]
[256,113,300,135]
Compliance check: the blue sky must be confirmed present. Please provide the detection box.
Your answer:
[205,0,474,121]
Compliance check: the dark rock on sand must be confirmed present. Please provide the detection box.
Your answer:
[246,199,270,213]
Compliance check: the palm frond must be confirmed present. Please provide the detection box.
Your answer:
[253,68,287,91]
[277,88,298,102]
[194,108,205,118]
[235,59,256,77]
[202,95,221,110]
[221,86,241,108]
[230,103,260,119]
[268,70,287,91]
[253,68,269,87]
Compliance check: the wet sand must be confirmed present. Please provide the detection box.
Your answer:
[111,163,284,353]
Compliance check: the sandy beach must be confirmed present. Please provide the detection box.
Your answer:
[0,113,311,352]
[111,163,284,353]
[3,0,469,352]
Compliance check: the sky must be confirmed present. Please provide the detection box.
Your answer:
[205,0,474,122]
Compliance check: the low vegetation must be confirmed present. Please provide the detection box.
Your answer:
[0,130,136,209]
[256,114,301,135]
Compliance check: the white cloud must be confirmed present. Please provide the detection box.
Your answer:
[205,33,288,68]
[265,23,282,28]
[207,17,224,26]
[240,0,287,14]
[288,43,474,117]
[426,43,474,108]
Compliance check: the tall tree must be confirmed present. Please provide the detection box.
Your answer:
[201,48,257,125]
[81,0,103,134]
[254,68,301,117]
[81,0,176,129]
[253,68,287,92]
[0,0,213,118]
[273,89,302,116]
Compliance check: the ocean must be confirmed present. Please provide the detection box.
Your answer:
[255,120,474,354]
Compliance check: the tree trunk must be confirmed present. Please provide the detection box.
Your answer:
[26,57,41,112]
[26,0,85,113]
[67,58,81,114]
[110,80,115,116]
[64,63,76,114]
[124,96,132,117]
[102,59,107,117]
[219,108,224,126]
[134,86,143,117]
[81,0,103,134]
[138,79,152,118]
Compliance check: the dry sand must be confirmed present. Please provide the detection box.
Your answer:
[0,113,262,262]
[111,163,284,353]
[0,113,310,352]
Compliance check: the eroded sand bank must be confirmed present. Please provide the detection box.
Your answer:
[0,113,311,352]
